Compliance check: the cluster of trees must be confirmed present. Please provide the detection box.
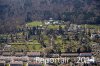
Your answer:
[0,0,100,33]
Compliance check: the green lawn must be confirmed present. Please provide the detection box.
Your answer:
[47,25,65,29]
[27,21,43,27]
[81,24,100,30]
[11,44,42,51]
[26,21,66,29]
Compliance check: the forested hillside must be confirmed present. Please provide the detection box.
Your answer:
[0,0,100,33]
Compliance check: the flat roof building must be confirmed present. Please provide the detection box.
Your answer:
[28,62,42,66]
[0,61,5,66]
[27,52,41,57]
[10,61,23,66]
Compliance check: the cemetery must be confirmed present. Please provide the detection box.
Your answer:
[0,20,100,66]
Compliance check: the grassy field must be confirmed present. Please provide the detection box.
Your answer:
[81,24,100,30]
[27,21,100,29]
[26,21,66,29]
[9,40,42,51]
[26,21,43,27]
[47,25,66,29]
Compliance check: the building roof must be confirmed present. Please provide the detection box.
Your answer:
[14,52,25,56]
[61,53,79,57]
[79,53,92,57]
[27,52,40,57]
[10,61,23,64]
[28,62,42,66]
[0,61,5,63]
[48,53,59,57]
[2,52,12,56]
[14,57,28,61]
